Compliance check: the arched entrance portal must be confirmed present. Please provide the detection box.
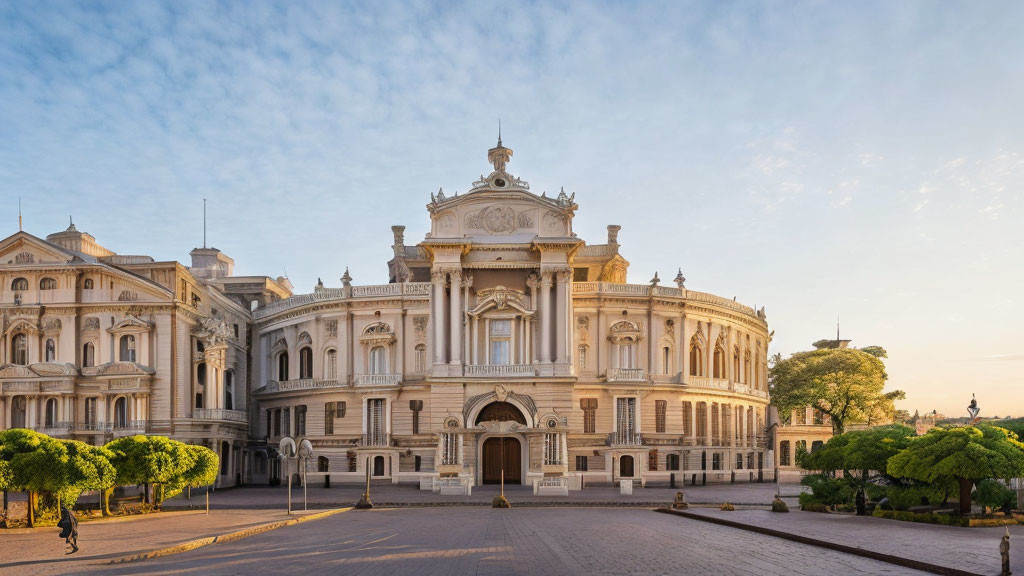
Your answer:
[482,437,521,484]
[476,401,528,485]
[620,455,635,478]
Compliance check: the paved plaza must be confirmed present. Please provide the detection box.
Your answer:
[82,508,927,576]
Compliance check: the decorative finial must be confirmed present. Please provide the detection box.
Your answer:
[498,118,502,147]
[487,129,512,174]
[650,272,660,287]
[341,267,352,287]
[674,268,686,289]
[317,277,324,288]
[67,215,77,231]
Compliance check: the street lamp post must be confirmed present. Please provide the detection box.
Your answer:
[356,456,374,509]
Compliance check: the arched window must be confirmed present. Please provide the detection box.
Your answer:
[45,339,56,362]
[277,352,289,381]
[11,278,28,291]
[83,278,94,289]
[196,362,206,409]
[39,277,57,290]
[119,335,136,362]
[45,398,57,427]
[414,344,426,373]
[617,338,635,369]
[689,329,706,377]
[369,346,387,374]
[373,455,385,477]
[225,370,234,410]
[113,397,127,428]
[779,440,791,466]
[11,334,28,365]
[713,344,726,379]
[10,396,26,428]
[299,346,313,379]
[324,349,338,379]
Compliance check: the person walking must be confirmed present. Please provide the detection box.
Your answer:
[57,506,79,554]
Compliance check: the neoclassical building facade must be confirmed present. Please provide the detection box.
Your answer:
[1,140,774,490]
[0,224,291,486]
[247,140,774,489]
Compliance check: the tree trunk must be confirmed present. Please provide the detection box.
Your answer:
[957,477,973,515]
[832,418,845,435]
[27,492,35,528]
[102,487,113,516]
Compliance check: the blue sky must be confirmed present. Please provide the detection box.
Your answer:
[2,1,1022,417]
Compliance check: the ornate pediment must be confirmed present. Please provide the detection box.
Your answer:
[0,233,72,266]
[608,320,642,342]
[91,361,154,376]
[30,362,78,377]
[3,317,39,336]
[469,286,531,316]
[0,364,35,379]
[108,315,152,334]
[359,321,394,345]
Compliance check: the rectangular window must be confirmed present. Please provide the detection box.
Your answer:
[273,409,281,437]
[780,441,791,466]
[575,455,588,471]
[696,402,708,443]
[736,453,744,469]
[367,398,386,444]
[682,401,692,436]
[711,403,720,445]
[85,397,96,426]
[580,398,597,434]
[618,343,634,369]
[655,400,666,433]
[573,268,588,282]
[712,453,722,470]
[296,405,306,436]
[795,408,807,425]
[282,408,290,437]
[489,320,511,365]
[649,449,658,471]
[325,402,335,435]
[577,345,587,370]
[543,433,561,465]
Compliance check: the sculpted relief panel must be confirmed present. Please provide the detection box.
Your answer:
[464,205,537,235]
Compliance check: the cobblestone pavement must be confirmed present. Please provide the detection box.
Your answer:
[163,481,795,510]
[87,508,927,576]
[686,508,1023,576]
[0,508,320,576]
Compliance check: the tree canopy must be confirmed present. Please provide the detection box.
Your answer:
[770,345,904,434]
[800,424,914,478]
[104,435,218,505]
[887,425,1024,514]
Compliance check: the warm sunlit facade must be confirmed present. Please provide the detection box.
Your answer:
[0,141,773,492]
[246,140,774,491]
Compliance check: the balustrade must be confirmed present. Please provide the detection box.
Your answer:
[465,364,536,377]
[354,374,401,387]
[193,408,247,422]
[606,367,647,382]
[608,430,643,446]
[360,433,391,447]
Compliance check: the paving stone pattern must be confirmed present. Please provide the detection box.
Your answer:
[88,508,928,576]
[687,508,1024,576]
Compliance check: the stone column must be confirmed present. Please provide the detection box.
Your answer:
[449,271,461,366]
[0,397,6,429]
[431,270,446,364]
[555,270,569,364]
[540,273,553,363]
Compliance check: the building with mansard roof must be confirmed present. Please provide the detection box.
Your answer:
[248,139,774,491]
[0,140,774,491]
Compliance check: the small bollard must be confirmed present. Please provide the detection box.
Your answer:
[670,473,676,489]
[1001,528,1011,576]
[673,491,688,510]
[731,471,736,484]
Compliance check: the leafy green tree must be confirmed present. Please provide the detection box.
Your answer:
[105,435,192,511]
[61,440,117,505]
[887,425,1024,514]
[0,429,69,526]
[172,444,219,502]
[973,479,1015,516]
[770,344,904,434]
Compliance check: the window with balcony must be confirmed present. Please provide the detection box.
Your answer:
[11,277,28,291]
[45,339,55,362]
[369,346,387,374]
[299,346,313,379]
[617,340,635,369]
[119,335,136,362]
[11,334,27,365]
[489,320,511,365]
[615,397,636,436]
[40,277,57,290]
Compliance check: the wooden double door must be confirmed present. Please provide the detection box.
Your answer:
[482,437,521,484]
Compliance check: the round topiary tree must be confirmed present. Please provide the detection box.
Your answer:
[104,435,194,513]
[887,426,1024,515]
